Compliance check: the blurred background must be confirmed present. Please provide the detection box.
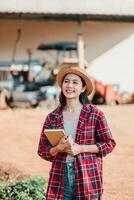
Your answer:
[0,1,134,199]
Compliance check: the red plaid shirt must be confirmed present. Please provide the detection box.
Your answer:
[38,104,116,200]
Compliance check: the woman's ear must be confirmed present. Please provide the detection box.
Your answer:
[82,86,86,93]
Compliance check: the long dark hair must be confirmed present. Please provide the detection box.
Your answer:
[59,75,91,108]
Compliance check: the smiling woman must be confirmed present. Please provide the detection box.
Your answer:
[38,66,116,200]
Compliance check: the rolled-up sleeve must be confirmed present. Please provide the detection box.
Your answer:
[95,112,116,157]
[38,115,54,162]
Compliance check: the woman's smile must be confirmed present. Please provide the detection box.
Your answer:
[66,89,74,93]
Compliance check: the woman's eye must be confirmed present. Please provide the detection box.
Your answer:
[73,81,78,84]
[64,80,69,83]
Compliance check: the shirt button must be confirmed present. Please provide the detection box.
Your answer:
[68,163,73,166]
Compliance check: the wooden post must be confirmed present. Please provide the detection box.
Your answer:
[77,22,85,69]
[27,48,33,82]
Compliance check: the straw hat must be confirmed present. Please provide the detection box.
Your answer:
[56,66,93,95]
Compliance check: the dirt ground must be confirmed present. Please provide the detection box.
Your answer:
[0,104,134,200]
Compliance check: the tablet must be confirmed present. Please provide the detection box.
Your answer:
[44,129,65,146]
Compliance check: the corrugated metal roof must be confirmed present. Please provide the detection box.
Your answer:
[0,0,134,16]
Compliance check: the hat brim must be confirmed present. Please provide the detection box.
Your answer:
[56,67,93,95]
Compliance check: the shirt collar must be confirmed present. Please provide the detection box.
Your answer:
[52,103,91,116]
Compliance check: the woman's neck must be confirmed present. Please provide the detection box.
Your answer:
[64,100,83,113]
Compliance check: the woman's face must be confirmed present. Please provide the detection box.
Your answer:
[62,73,85,100]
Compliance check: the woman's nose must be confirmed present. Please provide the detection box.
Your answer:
[67,82,73,87]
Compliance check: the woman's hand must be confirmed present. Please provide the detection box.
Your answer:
[57,135,69,151]
[62,135,82,156]
[64,143,82,156]
[57,135,99,156]
[50,135,69,156]
[50,135,99,157]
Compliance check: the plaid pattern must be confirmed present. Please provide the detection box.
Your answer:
[38,104,116,200]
